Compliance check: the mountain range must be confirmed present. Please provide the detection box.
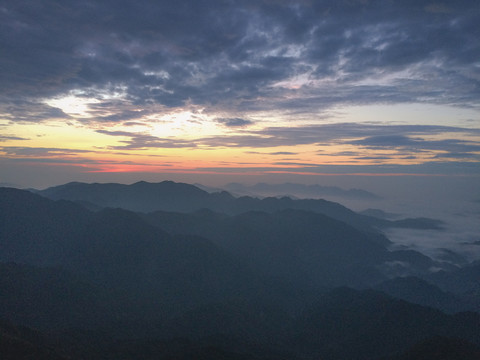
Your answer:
[37,180,444,231]
[198,182,382,200]
[1,181,479,359]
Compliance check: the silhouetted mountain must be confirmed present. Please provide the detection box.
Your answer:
[143,208,455,288]
[425,261,480,304]
[78,336,290,360]
[222,182,382,200]
[156,299,292,344]
[0,187,461,298]
[0,187,93,266]
[143,208,391,288]
[290,287,480,359]
[0,188,265,327]
[38,181,213,213]
[38,181,439,233]
[0,262,127,331]
[386,336,480,360]
[379,249,459,278]
[436,248,469,266]
[2,186,480,359]
[358,209,445,230]
[0,318,68,360]
[374,276,473,314]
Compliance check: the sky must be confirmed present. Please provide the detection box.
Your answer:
[1,0,480,189]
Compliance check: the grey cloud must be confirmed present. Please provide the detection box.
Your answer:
[273,162,318,166]
[243,151,298,155]
[3,155,167,168]
[96,129,196,149]
[353,135,480,154]
[95,130,138,137]
[199,123,480,149]
[270,151,297,155]
[355,156,395,160]
[0,135,29,142]
[1,0,479,122]
[216,118,255,127]
[0,99,69,122]
[123,121,148,127]
[92,109,151,123]
[351,135,418,147]
[328,151,362,157]
[433,152,480,159]
[1,146,92,156]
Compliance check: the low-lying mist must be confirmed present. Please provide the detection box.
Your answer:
[217,176,480,265]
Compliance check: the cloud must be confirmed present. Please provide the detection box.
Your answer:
[270,151,297,155]
[198,123,480,150]
[1,146,92,156]
[0,99,69,122]
[433,152,480,159]
[352,135,418,147]
[355,156,395,160]
[352,135,480,155]
[0,135,29,142]
[216,118,255,127]
[96,129,196,149]
[123,121,148,127]
[1,0,479,125]
[1,0,479,184]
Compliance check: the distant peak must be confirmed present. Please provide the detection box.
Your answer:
[132,180,149,185]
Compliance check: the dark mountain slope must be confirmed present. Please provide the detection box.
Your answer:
[0,188,265,325]
[37,181,409,236]
[425,261,480,295]
[0,262,127,331]
[290,287,480,360]
[2,187,480,359]
[156,299,293,345]
[38,181,212,213]
[71,208,264,311]
[0,319,68,360]
[374,276,475,314]
[387,336,480,360]
[144,209,439,288]
[149,209,386,288]
[0,187,93,265]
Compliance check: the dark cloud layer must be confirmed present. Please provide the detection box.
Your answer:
[1,0,479,122]
[199,123,480,153]
[88,121,480,161]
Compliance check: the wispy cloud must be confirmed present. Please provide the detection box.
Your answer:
[216,118,255,127]
[1,147,92,156]
[96,129,196,149]
[0,135,29,142]
[198,123,480,154]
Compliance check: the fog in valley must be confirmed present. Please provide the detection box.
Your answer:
[210,176,480,264]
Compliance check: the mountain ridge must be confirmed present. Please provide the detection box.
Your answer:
[1,185,479,359]
[36,181,443,233]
